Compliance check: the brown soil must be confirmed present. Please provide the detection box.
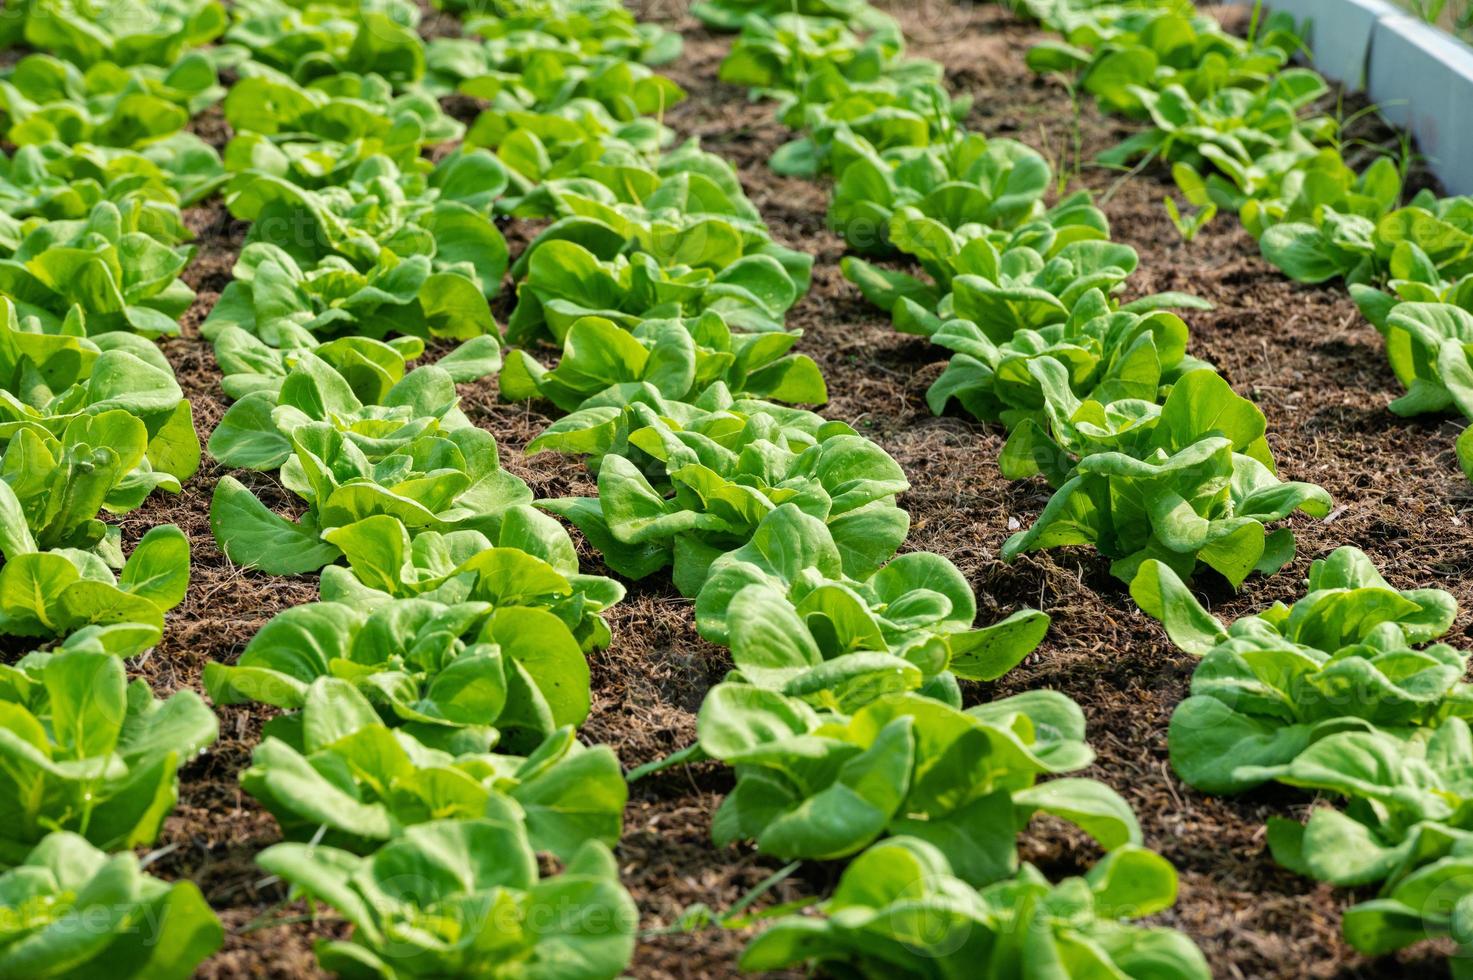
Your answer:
[113,1,1469,978]
[188,104,233,154]
[416,0,463,40]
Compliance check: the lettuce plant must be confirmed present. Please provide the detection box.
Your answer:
[461,0,679,63]
[1096,70,1334,173]
[201,244,497,351]
[922,291,1206,426]
[205,565,613,743]
[1251,722,1473,916]
[500,311,827,412]
[0,524,190,638]
[258,817,637,980]
[697,582,986,712]
[691,504,1050,703]
[1349,300,1473,483]
[533,403,910,595]
[0,643,217,863]
[993,360,1331,585]
[1225,151,1403,242]
[1132,547,1463,795]
[1280,719,1473,873]
[1347,302,1473,479]
[1,411,184,556]
[294,0,420,18]
[425,23,675,103]
[506,234,809,344]
[318,510,624,650]
[698,685,1137,884]
[870,195,1110,288]
[0,831,222,978]
[1358,302,1473,418]
[502,134,751,218]
[859,231,1205,344]
[1354,265,1473,339]
[1266,192,1473,294]
[462,99,672,174]
[207,313,526,577]
[223,66,462,182]
[209,327,499,404]
[239,677,624,856]
[226,0,426,86]
[718,14,965,181]
[507,186,780,346]
[207,343,493,465]
[930,240,1202,340]
[210,414,532,576]
[1026,9,1302,117]
[0,135,225,231]
[502,165,811,335]
[478,120,703,212]
[0,200,195,336]
[998,363,1268,482]
[1342,847,1473,962]
[505,158,778,262]
[771,79,966,183]
[0,52,222,148]
[1003,431,1330,586]
[1259,206,1383,287]
[742,837,1210,979]
[460,52,685,134]
[0,300,200,485]
[1132,544,1473,960]
[693,0,886,31]
[828,133,1053,252]
[222,150,508,279]
[21,0,225,69]
[717,12,906,100]
[840,199,1155,336]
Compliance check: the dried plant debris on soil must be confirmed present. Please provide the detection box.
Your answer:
[95,0,1471,977]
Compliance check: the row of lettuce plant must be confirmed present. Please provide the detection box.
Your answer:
[0,0,241,975]
[696,0,1473,970]
[442,1,1227,977]
[0,15,212,626]
[192,0,688,976]
[977,1,1473,965]
[1009,0,1473,482]
[715,4,1332,586]
[0,0,679,976]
